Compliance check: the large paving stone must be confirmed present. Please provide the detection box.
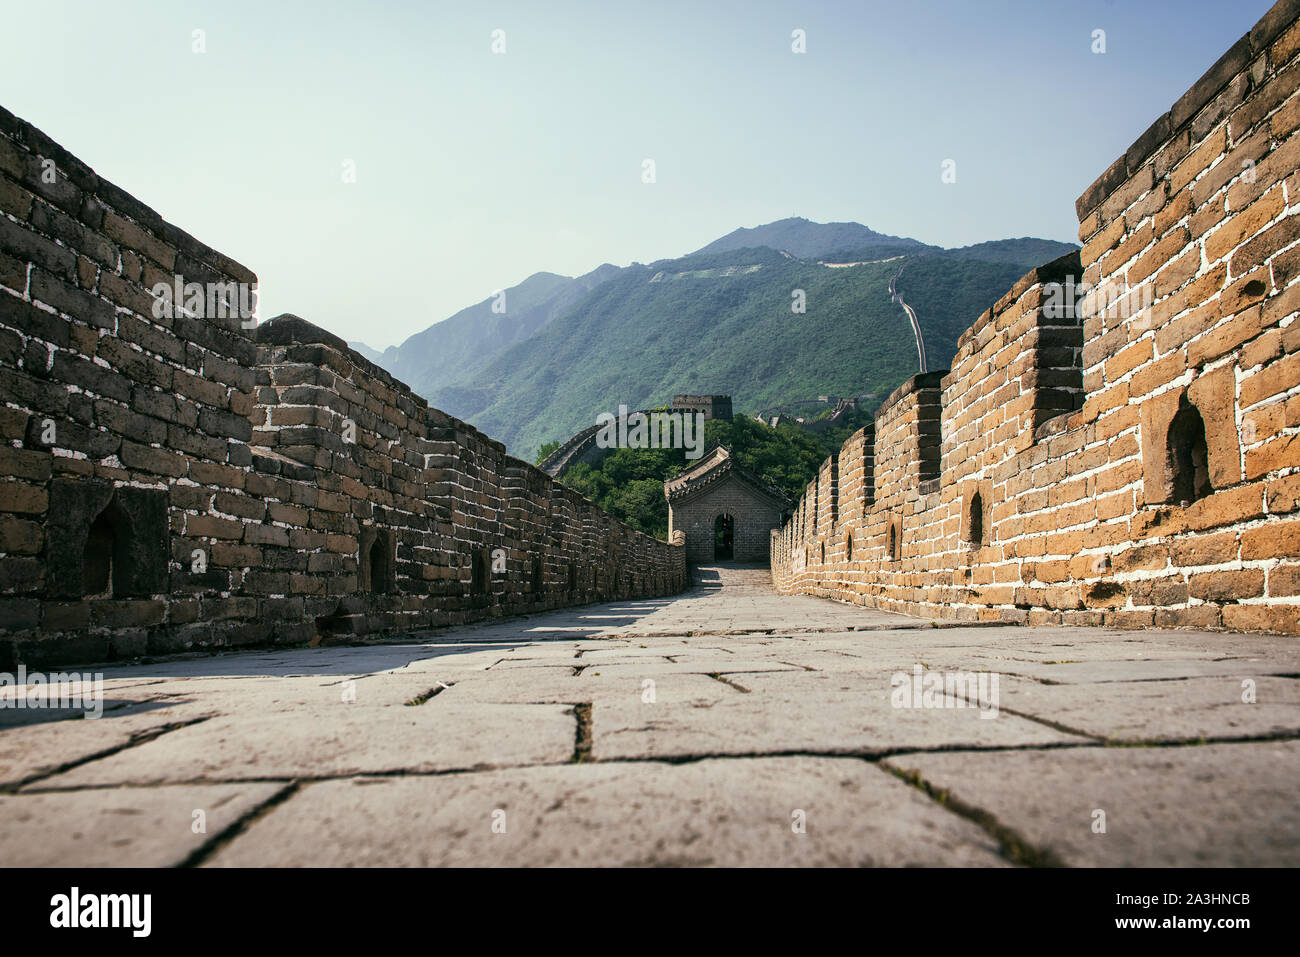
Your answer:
[3,672,470,731]
[996,675,1300,742]
[928,654,1300,685]
[883,741,1300,866]
[424,667,591,705]
[38,701,577,786]
[567,659,803,678]
[205,757,1009,867]
[0,709,213,789]
[139,672,466,714]
[0,782,281,866]
[439,669,728,706]
[931,628,1300,669]
[92,642,513,682]
[574,648,680,663]
[738,645,955,674]
[592,678,1085,760]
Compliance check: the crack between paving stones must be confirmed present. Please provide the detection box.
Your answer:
[929,668,1063,685]
[987,704,1108,741]
[0,741,1117,794]
[983,703,1300,746]
[586,740,1104,766]
[878,762,1065,867]
[571,703,593,763]
[1097,728,1300,747]
[18,731,1300,795]
[177,781,300,868]
[707,673,751,693]
[1034,672,1300,685]
[607,624,937,639]
[1,716,213,794]
[404,682,453,706]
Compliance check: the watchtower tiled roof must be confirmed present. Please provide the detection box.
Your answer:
[664,445,791,508]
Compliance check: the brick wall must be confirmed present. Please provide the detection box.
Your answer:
[772,0,1300,635]
[0,107,685,668]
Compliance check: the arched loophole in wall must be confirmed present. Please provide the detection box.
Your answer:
[888,517,901,562]
[845,530,853,560]
[1168,401,1212,505]
[48,480,168,600]
[713,513,734,560]
[471,548,492,595]
[366,537,390,595]
[567,562,578,592]
[530,556,544,592]
[82,510,119,598]
[968,491,986,546]
[357,527,395,595]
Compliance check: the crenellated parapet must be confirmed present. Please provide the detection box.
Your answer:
[0,107,685,667]
[772,0,1300,635]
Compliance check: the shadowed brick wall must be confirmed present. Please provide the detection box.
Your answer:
[773,0,1300,635]
[0,108,685,668]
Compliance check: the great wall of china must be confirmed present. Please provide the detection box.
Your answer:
[0,108,686,669]
[773,0,1300,635]
[6,2,1300,678]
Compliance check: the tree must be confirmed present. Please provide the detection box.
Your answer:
[534,440,560,465]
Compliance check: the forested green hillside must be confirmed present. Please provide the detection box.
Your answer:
[432,239,1073,458]
[356,219,1077,462]
[434,248,922,457]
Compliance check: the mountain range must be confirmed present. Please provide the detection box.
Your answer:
[351,218,1077,460]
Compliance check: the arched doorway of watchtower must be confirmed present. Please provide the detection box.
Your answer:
[714,513,735,560]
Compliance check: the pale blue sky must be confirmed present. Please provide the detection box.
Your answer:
[0,0,1275,347]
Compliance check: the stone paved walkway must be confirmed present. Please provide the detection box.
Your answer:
[2,564,1298,866]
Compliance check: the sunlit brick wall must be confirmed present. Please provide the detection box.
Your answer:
[772,0,1300,635]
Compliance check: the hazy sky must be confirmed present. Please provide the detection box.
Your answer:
[1,0,1275,348]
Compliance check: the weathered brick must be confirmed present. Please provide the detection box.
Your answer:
[0,481,46,514]
[101,211,175,270]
